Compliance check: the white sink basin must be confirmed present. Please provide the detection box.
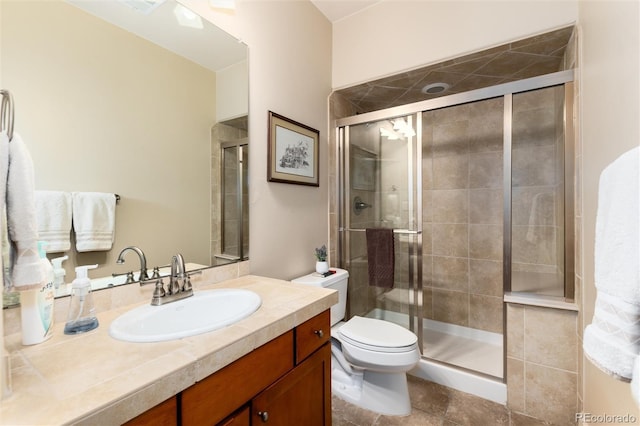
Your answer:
[109,289,261,342]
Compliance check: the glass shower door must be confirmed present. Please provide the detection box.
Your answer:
[339,113,422,346]
[510,85,569,298]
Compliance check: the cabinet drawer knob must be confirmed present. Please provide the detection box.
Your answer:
[257,411,269,422]
[314,329,324,338]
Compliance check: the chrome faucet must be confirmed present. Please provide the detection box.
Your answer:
[141,253,194,306]
[116,246,150,282]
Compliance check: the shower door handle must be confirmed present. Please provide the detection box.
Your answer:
[354,196,372,213]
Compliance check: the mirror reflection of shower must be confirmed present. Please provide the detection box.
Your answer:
[214,134,249,265]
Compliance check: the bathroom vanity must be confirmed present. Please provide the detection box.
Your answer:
[127,310,331,426]
[0,274,337,425]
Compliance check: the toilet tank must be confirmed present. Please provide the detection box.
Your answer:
[291,268,348,326]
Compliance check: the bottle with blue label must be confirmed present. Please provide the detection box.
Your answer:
[20,241,55,345]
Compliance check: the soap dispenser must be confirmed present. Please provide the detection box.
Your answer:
[64,264,99,335]
[51,255,68,290]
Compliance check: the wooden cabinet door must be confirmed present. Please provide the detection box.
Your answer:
[217,405,250,426]
[123,396,177,426]
[252,343,331,426]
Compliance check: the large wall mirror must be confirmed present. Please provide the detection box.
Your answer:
[1,0,248,301]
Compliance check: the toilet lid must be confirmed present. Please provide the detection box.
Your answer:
[338,316,418,352]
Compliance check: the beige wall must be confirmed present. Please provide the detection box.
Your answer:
[0,0,215,277]
[578,0,639,419]
[332,0,578,88]
[183,0,332,280]
[217,60,248,122]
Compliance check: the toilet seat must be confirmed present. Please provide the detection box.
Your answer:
[338,316,418,353]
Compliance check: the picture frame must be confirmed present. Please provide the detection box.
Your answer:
[268,111,320,186]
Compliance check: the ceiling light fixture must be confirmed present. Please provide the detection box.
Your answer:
[421,82,450,95]
[173,4,203,29]
[391,118,416,138]
[380,128,399,140]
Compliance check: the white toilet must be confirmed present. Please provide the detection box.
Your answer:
[292,268,420,416]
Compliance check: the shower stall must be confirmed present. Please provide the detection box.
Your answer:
[336,70,574,399]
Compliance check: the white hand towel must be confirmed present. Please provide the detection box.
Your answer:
[6,133,45,290]
[35,190,72,252]
[583,146,640,381]
[72,192,116,252]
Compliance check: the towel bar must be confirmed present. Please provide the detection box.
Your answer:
[340,228,421,235]
[0,89,15,141]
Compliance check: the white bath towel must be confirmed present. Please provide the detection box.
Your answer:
[35,190,72,252]
[72,192,116,252]
[6,133,45,290]
[632,355,639,406]
[0,132,9,292]
[583,146,640,381]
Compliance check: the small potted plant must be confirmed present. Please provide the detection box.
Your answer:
[314,245,329,274]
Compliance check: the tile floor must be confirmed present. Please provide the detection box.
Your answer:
[332,375,555,426]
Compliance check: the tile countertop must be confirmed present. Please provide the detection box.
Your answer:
[0,275,337,426]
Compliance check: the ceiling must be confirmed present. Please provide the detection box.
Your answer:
[311,0,380,22]
[67,0,246,72]
[334,26,575,114]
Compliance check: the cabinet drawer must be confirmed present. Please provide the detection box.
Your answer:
[182,331,294,425]
[295,310,330,364]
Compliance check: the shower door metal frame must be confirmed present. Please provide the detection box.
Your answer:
[337,69,576,370]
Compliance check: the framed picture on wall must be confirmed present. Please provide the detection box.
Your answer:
[268,111,320,186]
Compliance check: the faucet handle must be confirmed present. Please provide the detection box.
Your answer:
[151,266,161,279]
[182,276,193,292]
[152,279,166,299]
[139,268,150,281]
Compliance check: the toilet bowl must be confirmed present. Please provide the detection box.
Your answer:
[292,268,420,416]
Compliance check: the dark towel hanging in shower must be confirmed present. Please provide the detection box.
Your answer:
[366,228,395,288]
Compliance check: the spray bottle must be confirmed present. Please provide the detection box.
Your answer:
[64,264,99,335]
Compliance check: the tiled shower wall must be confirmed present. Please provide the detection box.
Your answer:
[506,304,578,425]
[421,98,504,333]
